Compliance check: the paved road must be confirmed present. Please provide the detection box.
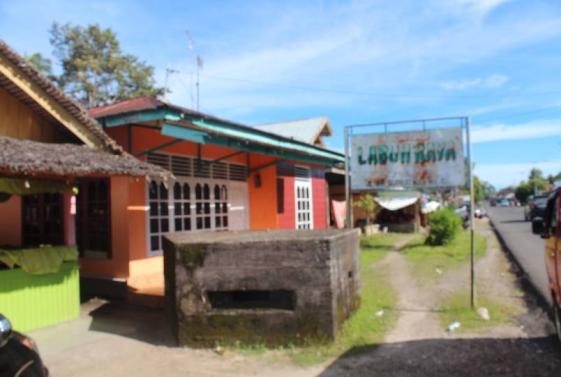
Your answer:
[487,206,550,304]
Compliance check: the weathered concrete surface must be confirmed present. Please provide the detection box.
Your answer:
[163,229,361,346]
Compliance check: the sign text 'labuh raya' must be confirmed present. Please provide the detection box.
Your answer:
[350,128,465,190]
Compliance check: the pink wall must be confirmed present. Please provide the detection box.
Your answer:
[63,193,76,245]
[312,171,328,229]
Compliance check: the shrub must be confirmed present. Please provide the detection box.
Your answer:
[426,208,462,246]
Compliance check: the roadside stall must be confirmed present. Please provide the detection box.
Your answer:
[374,191,421,233]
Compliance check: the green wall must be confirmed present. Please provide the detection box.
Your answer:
[0,262,80,332]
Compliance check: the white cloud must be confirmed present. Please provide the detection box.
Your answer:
[164,1,561,117]
[472,120,561,143]
[442,74,509,90]
[452,0,512,15]
[476,159,561,188]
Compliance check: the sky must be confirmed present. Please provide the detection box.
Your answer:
[1,0,561,189]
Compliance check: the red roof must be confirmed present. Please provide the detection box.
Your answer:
[88,96,163,118]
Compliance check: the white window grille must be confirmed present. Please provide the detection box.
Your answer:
[214,184,228,229]
[148,181,170,253]
[295,167,313,230]
[173,181,192,232]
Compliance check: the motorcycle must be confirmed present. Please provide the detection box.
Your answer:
[0,314,49,377]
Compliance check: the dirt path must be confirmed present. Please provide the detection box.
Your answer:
[319,220,561,376]
[380,237,444,342]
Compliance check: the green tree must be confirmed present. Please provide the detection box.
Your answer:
[473,176,485,203]
[50,22,164,107]
[24,52,56,80]
[353,193,379,225]
[529,168,544,181]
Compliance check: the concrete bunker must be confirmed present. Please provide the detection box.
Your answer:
[163,229,361,346]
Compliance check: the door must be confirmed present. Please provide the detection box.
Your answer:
[228,181,249,230]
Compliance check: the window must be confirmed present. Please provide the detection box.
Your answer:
[295,167,313,230]
[145,153,247,254]
[22,193,64,247]
[195,183,212,230]
[148,181,169,253]
[214,184,228,229]
[173,182,191,232]
[77,179,111,258]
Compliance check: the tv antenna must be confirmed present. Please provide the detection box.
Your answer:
[164,67,179,99]
[186,30,203,111]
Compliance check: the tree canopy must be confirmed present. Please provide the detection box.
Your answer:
[44,23,164,107]
[473,175,495,203]
[24,52,55,80]
[514,169,549,204]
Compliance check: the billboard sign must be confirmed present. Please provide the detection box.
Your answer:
[350,127,465,190]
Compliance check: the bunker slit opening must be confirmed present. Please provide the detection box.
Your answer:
[207,290,297,311]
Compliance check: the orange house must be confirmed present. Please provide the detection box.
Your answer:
[0,40,169,329]
[84,97,344,302]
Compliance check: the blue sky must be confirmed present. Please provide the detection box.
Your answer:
[1,0,561,188]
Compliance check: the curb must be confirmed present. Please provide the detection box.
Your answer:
[487,216,552,316]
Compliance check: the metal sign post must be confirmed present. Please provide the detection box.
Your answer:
[344,116,476,308]
[465,116,476,308]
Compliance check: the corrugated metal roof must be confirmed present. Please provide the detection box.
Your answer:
[253,117,332,146]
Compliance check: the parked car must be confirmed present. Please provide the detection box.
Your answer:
[533,190,561,341]
[498,198,510,207]
[0,314,49,376]
[525,194,548,222]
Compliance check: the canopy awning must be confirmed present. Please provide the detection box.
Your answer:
[375,191,420,211]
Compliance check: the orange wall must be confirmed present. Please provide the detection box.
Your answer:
[80,176,130,278]
[0,195,21,246]
[248,155,278,229]
[127,178,148,261]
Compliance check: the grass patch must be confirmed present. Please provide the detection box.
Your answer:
[360,232,406,252]
[285,242,399,366]
[401,230,487,280]
[439,292,518,333]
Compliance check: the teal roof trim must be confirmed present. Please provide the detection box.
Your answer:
[96,106,344,166]
[162,123,208,144]
[99,109,181,128]
[162,124,338,166]
[190,119,343,163]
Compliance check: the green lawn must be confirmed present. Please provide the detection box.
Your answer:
[401,230,487,280]
[439,292,518,333]
[285,235,401,365]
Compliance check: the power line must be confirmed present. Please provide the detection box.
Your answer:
[202,73,561,101]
